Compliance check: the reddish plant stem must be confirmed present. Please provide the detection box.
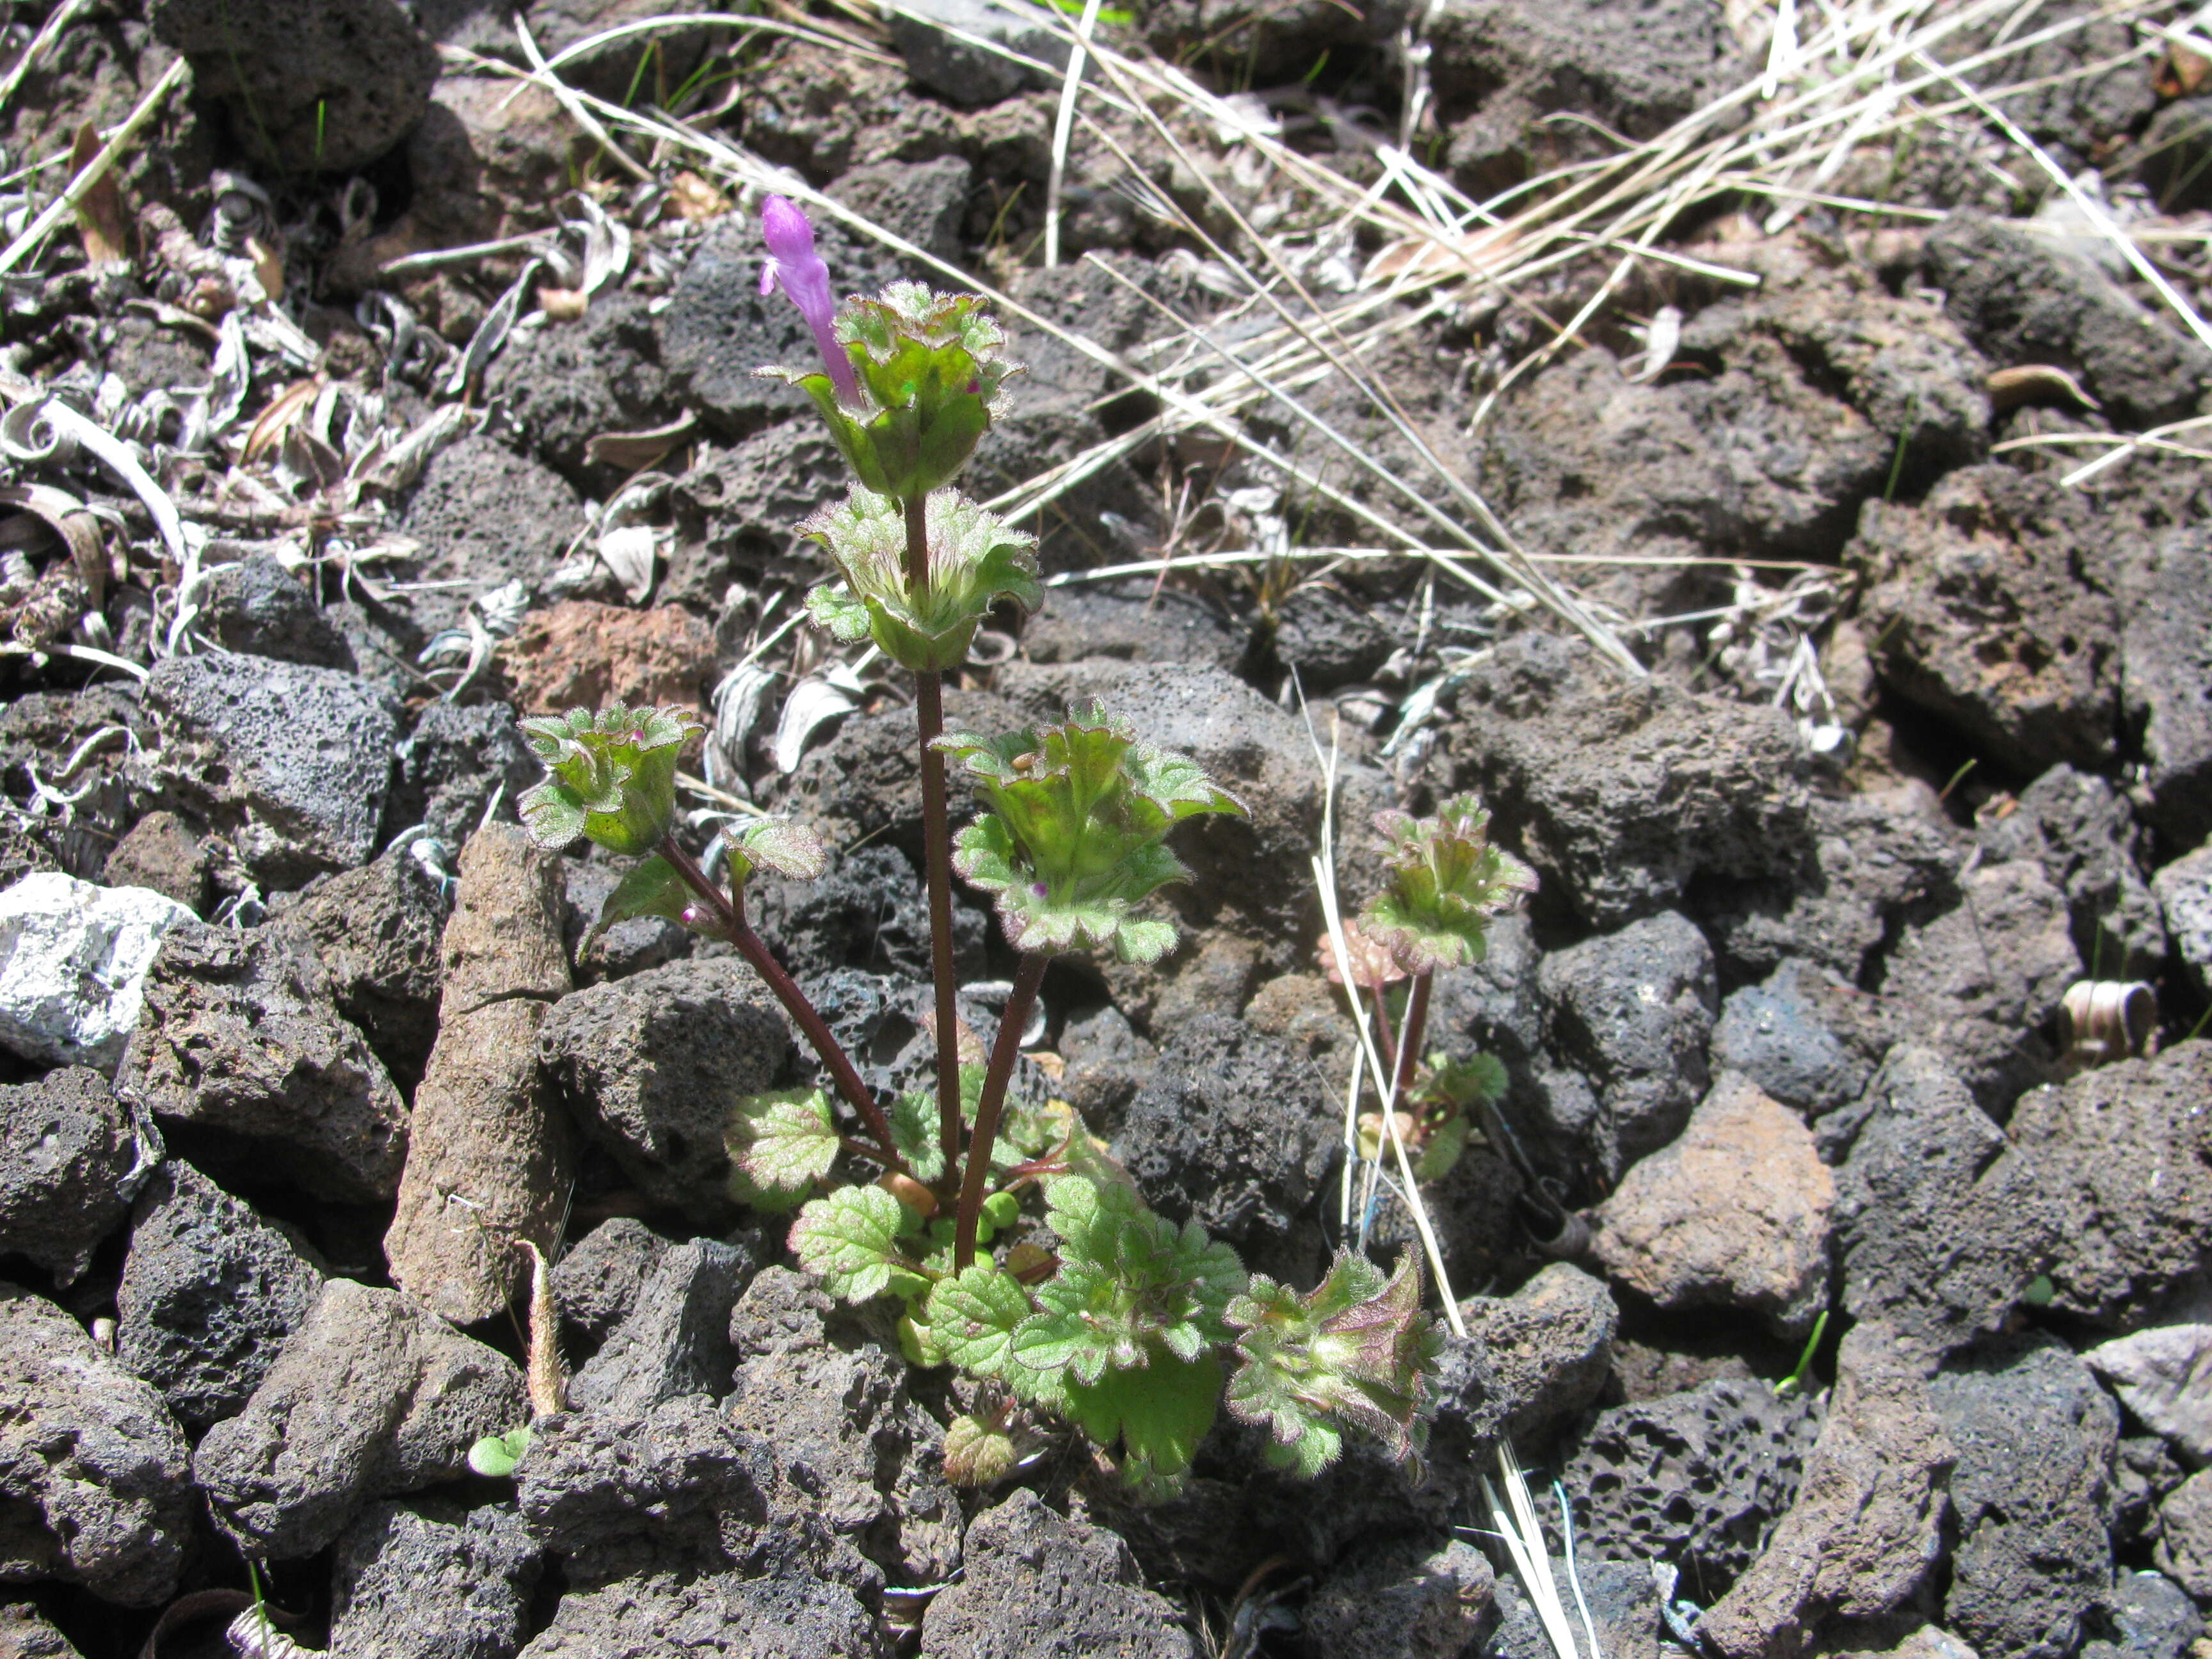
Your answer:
[904,491,965,1196]
[658,835,905,1172]
[954,950,1050,1271]
[1389,970,1431,1109]
[1367,974,1399,1075]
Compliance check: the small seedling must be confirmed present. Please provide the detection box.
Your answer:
[509,199,1471,1496]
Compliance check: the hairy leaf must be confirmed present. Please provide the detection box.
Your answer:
[942,1413,1018,1487]
[726,1088,839,1206]
[1062,1351,1222,1495]
[927,1262,1033,1379]
[1224,1251,1443,1475]
[790,1184,911,1303]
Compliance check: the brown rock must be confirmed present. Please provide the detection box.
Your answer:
[1592,1073,1834,1335]
[2157,1470,2212,1600]
[385,826,574,1326]
[1700,1323,1954,1659]
[102,810,209,914]
[1855,464,2124,774]
[499,601,716,717]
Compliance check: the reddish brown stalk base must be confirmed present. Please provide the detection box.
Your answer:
[659,835,905,1171]
[1390,970,1431,1108]
[903,490,965,1198]
[954,950,1050,1271]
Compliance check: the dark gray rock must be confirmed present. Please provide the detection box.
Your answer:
[149,0,437,171]
[750,842,984,984]
[520,1569,885,1658]
[0,1601,80,1658]
[196,551,355,669]
[1054,1004,1160,1137]
[918,1488,1196,1657]
[1931,1334,2117,1659]
[514,1393,853,1589]
[115,1160,323,1431]
[115,924,410,1203]
[2154,841,2212,998]
[1272,584,1393,693]
[664,421,852,613]
[1831,1046,2062,1358]
[1136,0,1411,82]
[331,1499,543,1659]
[138,652,402,887]
[2008,1043,2212,1331]
[2115,1437,2188,1555]
[553,1217,675,1346]
[1854,465,2125,774]
[1711,960,1873,1116]
[1429,0,1740,190]
[521,0,715,103]
[2121,525,2212,849]
[485,287,675,483]
[0,1066,143,1286]
[1945,0,2156,154]
[270,845,451,1087]
[390,700,540,849]
[1486,1553,1660,1659]
[723,1268,961,1585]
[784,687,1020,864]
[1927,213,2212,428]
[886,0,1070,104]
[396,436,587,643]
[193,1279,528,1559]
[1113,1014,1336,1272]
[2083,1571,2204,1659]
[2139,97,2212,211]
[662,216,905,437]
[538,958,791,1226]
[1020,581,1244,674]
[0,1283,192,1607]
[1563,1378,1822,1594]
[1477,237,1985,625]
[789,967,1048,1120]
[1299,1536,1495,1659]
[1696,787,1960,986]
[1875,856,2080,1116]
[1979,764,2163,981]
[1445,636,1813,931]
[829,156,974,263]
[1459,1262,1617,1446]
[570,1238,754,1416]
[1537,911,1717,1177]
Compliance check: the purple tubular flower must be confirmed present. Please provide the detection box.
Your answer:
[758,195,861,407]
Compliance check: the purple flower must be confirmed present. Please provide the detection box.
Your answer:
[758,195,860,407]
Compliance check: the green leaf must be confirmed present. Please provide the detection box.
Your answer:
[1062,1351,1222,1493]
[467,1425,533,1479]
[927,1262,1033,1379]
[726,819,830,887]
[1361,796,1536,974]
[1415,1113,1470,1183]
[790,1185,910,1303]
[942,1413,1019,1487]
[981,1190,1022,1232]
[886,1089,947,1186]
[515,705,703,857]
[586,854,705,949]
[1223,1250,1443,1473]
[797,486,1039,673]
[936,708,1243,966]
[725,1087,839,1207]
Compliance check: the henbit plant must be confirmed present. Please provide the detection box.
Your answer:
[509,198,1461,1498]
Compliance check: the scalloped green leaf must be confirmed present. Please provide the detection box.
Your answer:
[926,1262,1033,1379]
[586,854,702,949]
[790,1184,909,1303]
[726,1087,839,1206]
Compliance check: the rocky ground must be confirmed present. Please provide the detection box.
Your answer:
[0,0,2208,1654]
